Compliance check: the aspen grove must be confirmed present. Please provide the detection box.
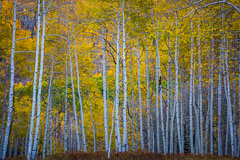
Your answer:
[0,0,240,159]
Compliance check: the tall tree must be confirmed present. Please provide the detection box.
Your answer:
[1,0,17,158]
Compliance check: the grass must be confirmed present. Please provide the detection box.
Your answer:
[8,152,237,160]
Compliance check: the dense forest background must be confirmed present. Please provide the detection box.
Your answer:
[0,0,240,159]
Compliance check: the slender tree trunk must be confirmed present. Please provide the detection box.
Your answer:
[115,11,121,152]
[73,24,86,152]
[43,61,53,159]
[32,0,47,158]
[155,39,160,153]
[210,35,214,155]
[174,12,182,153]
[108,99,115,159]
[225,115,229,155]
[131,50,135,151]
[218,32,223,156]
[198,14,204,155]
[224,37,234,157]
[137,39,144,150]
[205,71,210,154]
[145,47,151,151]
[1,0,17,158]
[166,35,170,153]
[122,1,128,151]
[102,25,108,152]
[68,23,81,151]
[27,0,41,158]
[64,55,68,153]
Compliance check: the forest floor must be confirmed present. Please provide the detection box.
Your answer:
[8,151,238,160]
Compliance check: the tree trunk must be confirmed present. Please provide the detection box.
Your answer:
[31,0,47,158]
[68,23,81,151]
[174,12,182,153]
[64,55,68,153]
[1,0,17,158]
[102,25,108,152]
[131,50,135,151]
[122,1,128,152]
[43,60,53,159]
[73,24,86,152]
[198,14,204,155]
[145,47,151,151]
[137,39,144,150]
[210,35,214,155]
[27,0,41,158]
[115,11,121,152]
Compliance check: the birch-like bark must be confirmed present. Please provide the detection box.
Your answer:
[224,37,234,157]
[122,1,128,151]
[73,24,86,152]
[193,58,200,154]
[189,15,194,154]
[218,31,223,157]
[31,0,47,158]
[131,50,135,151]
[115,11,121,152]
[166,35,170,153]
[102,25,108,152]
[156,37,166,154]
[68,23,81,151]
[155,39,160,153]
[198,14,204,155]
[43,61,53,159]
[205,71,210,154]
[210,36,214,155]
[64,56,68,153]
[137,39,144,150]
[108,98,115,159]
[27,0,41,158]
[1,0,17,158]
[145,47,151,151]
[174,12,182,153]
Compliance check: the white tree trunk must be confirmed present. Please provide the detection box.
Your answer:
[102,25,108,152]
[115,11,121,152]
[174,12,182,153]
[64,56,68,153]
[31,0,47,158]
[198,15,204,155]
[131,50,135,151]
[43,61,53,159]
[73,24,87,152]
[27,0,41,158]
[108,98,115,159]
[145,47,151,151]
[166,35,170,153]
[224,37,234,157]
[189,16,194,154]
[210,36,214,155]
[137,39,144,150]
[155,39,160,153]
[68,23,81,151]
[1,0,16,158]
[122,1,128,151]
[217,32,223,156]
